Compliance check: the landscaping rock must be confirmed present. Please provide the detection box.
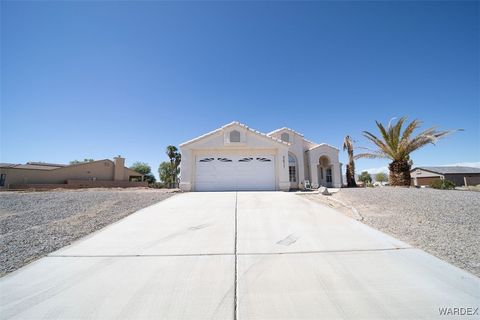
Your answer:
[0,189,175,276]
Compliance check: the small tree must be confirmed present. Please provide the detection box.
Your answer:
[355,117,457,186]
[158,161,179,187]
[166,146,181,188]
[343,135,357,187]
[130,162,156,184]
[375,172,388,184]
[358,171,372,185]
[70,158,94,164]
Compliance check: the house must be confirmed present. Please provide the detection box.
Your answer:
[179,121,342,191]
[0,156,147,190]
[410,166,480,187]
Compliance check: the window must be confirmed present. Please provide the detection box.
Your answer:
[288,154,296,182]
[0,174,5,187]
[289,166,296,182]
[230,130,240,142]
[326,168,332,183]
[281,133,290,142]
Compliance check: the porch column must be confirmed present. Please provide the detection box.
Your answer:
[179,149,192,191]
[278,148,290,191]
[309,153,319,188]
[332,161,341,188]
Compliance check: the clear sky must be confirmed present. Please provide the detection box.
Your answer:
[1,1,479,178]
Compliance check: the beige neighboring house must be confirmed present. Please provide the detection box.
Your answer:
[0,156,147,190]
[179,121,342,192]
[410,166,480,187]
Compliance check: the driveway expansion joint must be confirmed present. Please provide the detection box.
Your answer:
[233,191,238,320]
[47,253,235,258]
[47,247,414,258]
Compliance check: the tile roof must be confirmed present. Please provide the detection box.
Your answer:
[307,143,340,151]
[267,127,339,150]
[267,127,305,137]
[179,121,291,147]
[412,166,480,175]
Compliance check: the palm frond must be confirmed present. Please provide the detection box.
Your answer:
[362,131,395,158]
[392,116,407,150]
[354,152,390,160]
[360,117,458,163]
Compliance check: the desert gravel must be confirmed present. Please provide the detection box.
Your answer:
[302,187,480,277]
[0,188,176,276]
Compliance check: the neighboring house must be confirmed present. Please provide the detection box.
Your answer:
[0,156,146,190]
[179,121,342,191]
[410,166,480,187]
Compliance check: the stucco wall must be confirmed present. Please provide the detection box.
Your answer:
[0,160,140,189]
[268,130,306,189]
[307,145,341,188]
[410,168,442,179]
[444,174,480,186]
[411,169,480,186]
[180,124,290,191]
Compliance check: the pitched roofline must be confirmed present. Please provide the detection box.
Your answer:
[410,166,480,175]
[410,167,444,175]
[125,167,144,177]
[1,159,122,171]
[267,127,304,137]
[61,159,113,170]
[307,143,340,151]
[0,165,59,171]
[179,121,291,147]
[268,127,334,149]
[26,162,66,167]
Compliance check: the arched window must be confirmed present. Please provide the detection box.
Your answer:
[281,133,290,142]
[288,153,297,182]
[288,154,296,165]
[230,130,240,142]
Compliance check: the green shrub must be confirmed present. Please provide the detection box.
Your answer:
[430,179,455,190]
[149,182,166,189]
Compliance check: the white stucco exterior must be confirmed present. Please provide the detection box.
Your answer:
[179,122,341,191]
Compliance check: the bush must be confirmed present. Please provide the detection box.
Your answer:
[358,171,372,186]
[149,182,166,189]
[430,179,455,190]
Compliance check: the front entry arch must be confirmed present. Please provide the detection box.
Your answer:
[317,155,333,187]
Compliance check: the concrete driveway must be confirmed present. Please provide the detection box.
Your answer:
[1,192,478,319]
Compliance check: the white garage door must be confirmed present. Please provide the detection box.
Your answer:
[195,155,275,191]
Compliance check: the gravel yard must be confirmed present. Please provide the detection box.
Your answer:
[0,188,176,276]
[301,187,480,276]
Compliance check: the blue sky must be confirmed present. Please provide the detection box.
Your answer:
[1,1,479,177]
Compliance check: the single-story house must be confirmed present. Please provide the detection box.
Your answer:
[179,121,342,191]
[410,166,480,187]
[0,156,147,190]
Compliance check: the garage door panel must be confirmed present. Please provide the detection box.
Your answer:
[195,155,275,191]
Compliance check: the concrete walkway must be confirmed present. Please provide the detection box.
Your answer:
[1,192,478,319]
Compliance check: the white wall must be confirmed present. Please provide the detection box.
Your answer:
[268,130,306,189]
[180,124,290,191]
[307,145,341,188]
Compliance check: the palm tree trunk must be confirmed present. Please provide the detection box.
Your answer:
[346,163,357,187]
[388,160,411,186]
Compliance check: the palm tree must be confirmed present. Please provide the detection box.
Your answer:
[342,135,357,187]
[355,117,457,186]
[166,146,181,188]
